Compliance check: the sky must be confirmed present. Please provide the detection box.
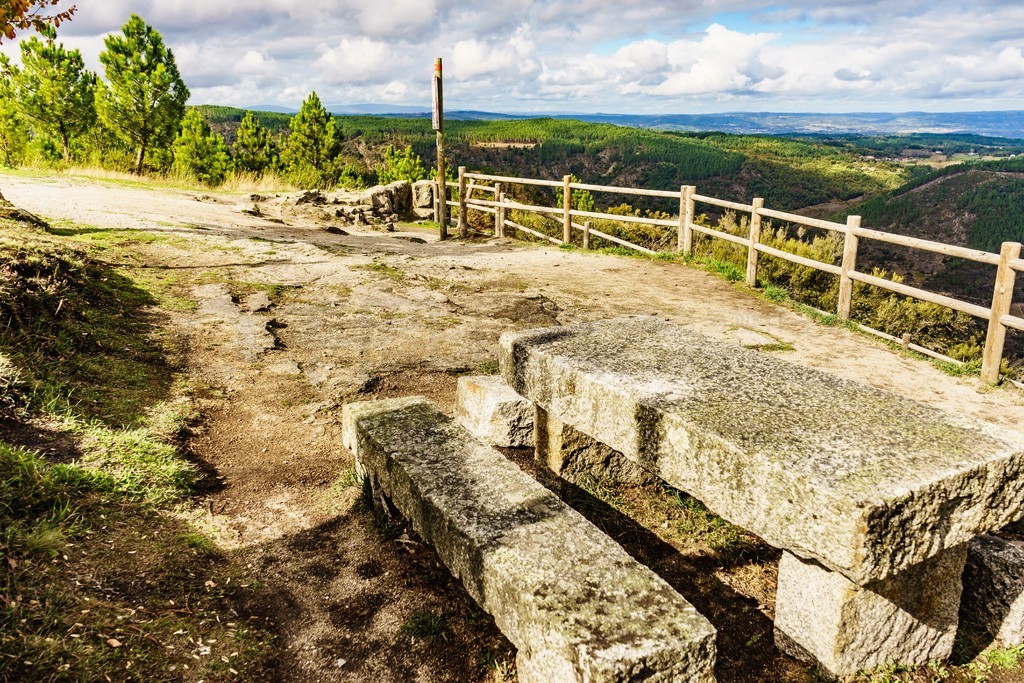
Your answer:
[4,0,1024,113]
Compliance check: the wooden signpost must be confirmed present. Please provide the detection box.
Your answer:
[433,58,447,240]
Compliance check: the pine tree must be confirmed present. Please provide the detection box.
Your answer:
[171,109,231,186]
[9,25,95,161]
[281,91,337,183]
[233,111,277,174]
[377,145,428,184]
[0,55,29,166]
[95,14,189,175]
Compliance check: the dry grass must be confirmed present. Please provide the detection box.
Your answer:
[38,164,298,194]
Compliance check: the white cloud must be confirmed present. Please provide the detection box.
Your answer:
[356,0,439,36]
[315,37,401,84]
[7,0,1024,113]
[451,26,538,81]
[235,51,274,76]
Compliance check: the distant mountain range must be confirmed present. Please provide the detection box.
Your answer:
[242,104,1024,138]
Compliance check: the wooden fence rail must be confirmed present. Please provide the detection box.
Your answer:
[456,171,1022,384]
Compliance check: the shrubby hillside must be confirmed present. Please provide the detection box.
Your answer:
[835,158,1024,305]
[198,107,907,211]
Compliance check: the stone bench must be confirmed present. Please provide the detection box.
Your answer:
[499,316,1024,677]
[341,396,717,683]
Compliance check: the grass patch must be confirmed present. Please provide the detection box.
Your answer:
[475,359,499,375]
[480,647,517,681]
[0,445,275,680]
[0,215,276,680]
[761,283,789,302]
[357,259,405,280]
[75,424,198,505]
[0,221,177,427]
[399,609,448,643]
[701,257,745,282]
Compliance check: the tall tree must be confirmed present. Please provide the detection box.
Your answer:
[281,91,337,180]
[233,111,278,174]
[95,14,189,175]
[172,109,231,185]
[0,0,75,42]
[0,55,30,166]
[0,0,75,211]
[9,25,95,161]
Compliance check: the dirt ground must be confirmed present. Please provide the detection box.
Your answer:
[5,171,1024,682]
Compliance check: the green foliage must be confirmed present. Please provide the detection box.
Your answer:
[281,91,337,187]
[556,174,595,212]
[679,212,985,362]
[95,14,189,174]
[797,132,1024,159]
[956,176,1024,250]
[172,108,232,185]
[195,104,292,133]
[7,25,95,161]
[377,144,428,183]
[232,110,278,174]
[0,56,29,166]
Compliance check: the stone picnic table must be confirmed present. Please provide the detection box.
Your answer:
[498,316,1024,677]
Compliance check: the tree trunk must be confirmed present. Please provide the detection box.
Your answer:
[134,142,147,175]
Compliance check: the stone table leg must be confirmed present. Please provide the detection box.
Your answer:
[533,404,657,488]
[960,534,1024,648]
[774,547,968,678]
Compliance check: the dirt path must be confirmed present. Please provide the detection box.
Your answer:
[5,171,1024,682]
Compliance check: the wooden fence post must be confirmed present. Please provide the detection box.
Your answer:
[583,220,591,250]
[436,178,447,232]
[433,57,447,240]
[562,175,572,244]
[432,182,439,224]
[981,241,1022,384]
[838,215,861,321]
[681,185,695,255]
[746,198,764,287]
[494,183,502,237]
[457,166,468,237]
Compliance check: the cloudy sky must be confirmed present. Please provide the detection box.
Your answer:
[6,0,1024,113]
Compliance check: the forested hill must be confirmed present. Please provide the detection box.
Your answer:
[196,105,906,212]
[835,158,1024,304]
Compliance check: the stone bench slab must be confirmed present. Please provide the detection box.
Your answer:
[342,396,717,683]
[499,316,1024,585]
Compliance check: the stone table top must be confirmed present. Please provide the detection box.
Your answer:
[499,316,1024,584]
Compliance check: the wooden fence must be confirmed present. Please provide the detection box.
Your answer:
[436,169,1024,384]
